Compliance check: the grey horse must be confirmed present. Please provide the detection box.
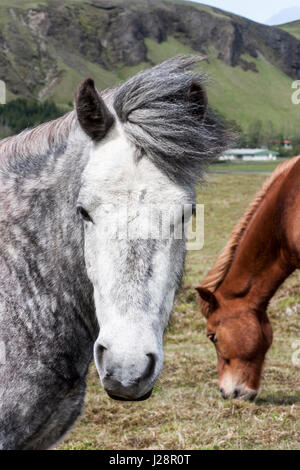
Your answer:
[0,57,228,449]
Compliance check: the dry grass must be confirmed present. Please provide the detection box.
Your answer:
[60,172,300,450]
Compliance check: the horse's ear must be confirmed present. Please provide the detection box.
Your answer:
[75,78,114,142]
[187,81,208,120]
[196,287,218,317]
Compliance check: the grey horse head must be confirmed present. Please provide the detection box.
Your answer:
[74,57,228,401]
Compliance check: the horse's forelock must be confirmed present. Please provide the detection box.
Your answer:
[112,56,232,185]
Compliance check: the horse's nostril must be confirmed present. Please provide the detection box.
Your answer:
[233,389,239,399]
[220,388,226,399]
[105,369,113,378]
[141,353,156,382]
[97,344,107,353]
[249,392,258,402]
[94,343,107,369]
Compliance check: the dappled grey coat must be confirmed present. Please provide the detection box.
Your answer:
[0,57,230,449]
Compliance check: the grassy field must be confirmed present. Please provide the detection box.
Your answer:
[60,167,300,450]
[209,159,287,173]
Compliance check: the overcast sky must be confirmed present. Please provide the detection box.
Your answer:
[188,1,300,24]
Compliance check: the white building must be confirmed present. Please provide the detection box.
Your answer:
[220,148,279,161]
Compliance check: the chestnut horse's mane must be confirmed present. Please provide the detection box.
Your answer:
[201,155,300,293]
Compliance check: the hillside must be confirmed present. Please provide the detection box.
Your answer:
[279,20,300,40]
[0,0,300,132]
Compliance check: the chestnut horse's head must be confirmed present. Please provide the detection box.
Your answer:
[196,287,273,400]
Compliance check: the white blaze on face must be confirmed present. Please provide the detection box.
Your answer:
[78,121,193,399]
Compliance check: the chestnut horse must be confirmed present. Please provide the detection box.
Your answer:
[197,156,300,400]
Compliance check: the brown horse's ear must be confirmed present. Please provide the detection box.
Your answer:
[75,78,114,142]
[195,287,218,316]
[187,82,208,120]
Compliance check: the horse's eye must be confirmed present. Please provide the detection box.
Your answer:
[77,205,93,223]
[207,333,217,343]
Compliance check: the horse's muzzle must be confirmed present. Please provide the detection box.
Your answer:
[220,387,258,401]
[107,388,153,402]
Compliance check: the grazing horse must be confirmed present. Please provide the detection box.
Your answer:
[0,57,228,449]
[197,156,300,400]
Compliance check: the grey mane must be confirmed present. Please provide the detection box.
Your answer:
[0,111,77,167]
[114,56,230,184]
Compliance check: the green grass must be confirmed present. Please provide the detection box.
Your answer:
[199,52,300,133]
[146,37,196,64]
[209,159,287,173]
[279,21,300,40]
[145,37,300,133]
[59,169,300,450]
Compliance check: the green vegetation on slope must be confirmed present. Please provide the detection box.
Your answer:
[201,53,300,134]
[2,34,299,141]
[0,0,299,139]
[279,21,300,39]
[29,34,300,136]
[146,36,300,135]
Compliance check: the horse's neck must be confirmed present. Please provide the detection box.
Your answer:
[218,175,294,312]
[0,135,97,349]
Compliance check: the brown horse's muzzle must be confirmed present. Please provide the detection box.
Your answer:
[220,386,258,401]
